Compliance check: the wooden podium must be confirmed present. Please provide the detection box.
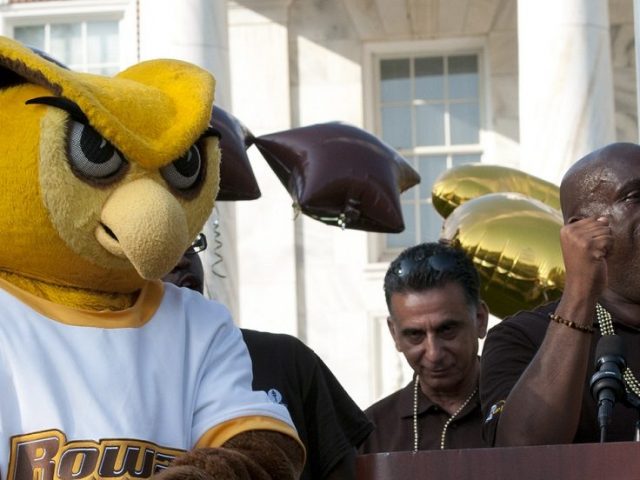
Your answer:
[357,442,640,479]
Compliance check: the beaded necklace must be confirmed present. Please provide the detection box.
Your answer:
[596,303,640,397]
[412,375,478,452]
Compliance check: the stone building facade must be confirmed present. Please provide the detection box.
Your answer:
[0,0,636,407]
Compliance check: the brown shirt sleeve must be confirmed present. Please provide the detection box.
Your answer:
[479,303,555,445]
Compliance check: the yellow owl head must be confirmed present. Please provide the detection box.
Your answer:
[0,36,220,296]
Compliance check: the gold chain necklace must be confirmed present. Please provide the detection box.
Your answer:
[412,375,478,452]
[595,303,640,397]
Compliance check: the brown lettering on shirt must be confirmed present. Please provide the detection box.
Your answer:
[8,430,184,480]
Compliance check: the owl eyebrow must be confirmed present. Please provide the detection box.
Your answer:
[27,96,222,142]
[25,96,88,124]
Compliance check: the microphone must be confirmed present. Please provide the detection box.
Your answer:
[589,335,627,442]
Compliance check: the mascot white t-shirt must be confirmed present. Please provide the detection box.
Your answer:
[0,280,294,479]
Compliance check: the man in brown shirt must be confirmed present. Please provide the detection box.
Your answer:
[481,142,640,445]
[360,242,488,453]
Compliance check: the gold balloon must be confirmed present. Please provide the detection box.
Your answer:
[440,192,565,319]
[432,164,560,219]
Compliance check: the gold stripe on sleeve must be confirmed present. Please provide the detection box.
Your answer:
[195,416,302,450]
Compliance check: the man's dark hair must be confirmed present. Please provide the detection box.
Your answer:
[383,242,481,314]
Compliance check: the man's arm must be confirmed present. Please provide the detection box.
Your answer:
[491,316,594,446]
[490,217,610,446]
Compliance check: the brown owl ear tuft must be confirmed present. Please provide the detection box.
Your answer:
[211,106,261,201]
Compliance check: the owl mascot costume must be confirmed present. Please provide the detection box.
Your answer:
[0,36,303,480]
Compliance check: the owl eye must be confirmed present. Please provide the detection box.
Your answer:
[67,120,126,180]
[161,144,203,191]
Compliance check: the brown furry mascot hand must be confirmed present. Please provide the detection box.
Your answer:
[156,431,304,479]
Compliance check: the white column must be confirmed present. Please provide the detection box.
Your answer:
[137,0,239,319]
[228,0,299,335]
[518,0,615,183]
[138,0,231,103]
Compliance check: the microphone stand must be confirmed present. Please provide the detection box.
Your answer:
[590,366,626,442]
[590,336,627,443]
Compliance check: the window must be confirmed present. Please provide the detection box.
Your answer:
[13,19,119,74]
[374,52,483,252]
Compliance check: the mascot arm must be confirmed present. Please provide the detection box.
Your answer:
[155,430,304,480]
